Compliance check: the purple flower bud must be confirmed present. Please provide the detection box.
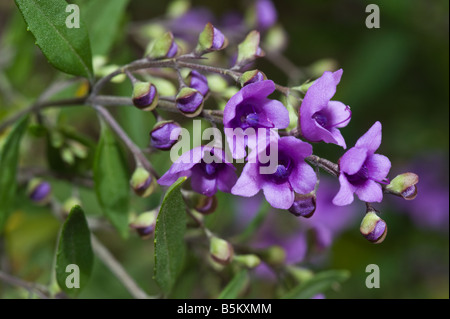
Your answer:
[386,172,419,200]
[196,23,228,54]
[166,40,178,58]
[176,87,204,117]
[150,120,181,150]
[256,0,278,31]
[211,26,226,50]
[239,69,267,86]
[129,211,157,239]
[288,193,316,218]
[27,179,51,205]
[130,167,156,198]
[132,82,158,111]
[195,195,218,215]
[360,211,387,244]
[188,70,209,96]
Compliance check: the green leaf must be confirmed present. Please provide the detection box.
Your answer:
[0,116,28,234]
[154,177,187,295]
[56,205,94,297]
[82,0,129,56]
[218,270,249,299]
[93,124,130,238]
[14,0,93,79]
[281,270,350,299]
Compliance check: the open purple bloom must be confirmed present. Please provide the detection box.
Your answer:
[333,121,391,206]
[255,0,277,31]
[299,69,351,148]
[232,136,316,209]
[223,80,289,159]
[158,146,237,196]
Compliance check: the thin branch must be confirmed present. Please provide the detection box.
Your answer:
[90,235,153,299]
[0,271,50,299]
[306,155,339,177]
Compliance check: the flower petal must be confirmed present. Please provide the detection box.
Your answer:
[262,181,294,209]
[190,165,218,196]
[355,180,383,203]
[355,121,382,154]
[278,136,313,160]
[332,174,356,206]
[158,170,192,186]
[339,147,367,175]
[366,154,391,181]
[328,127,347,149]
[289,162,317,194]
[325,101,351,128]
[217,164,238,193]
[260,99,290,129]
[231,162,263,197]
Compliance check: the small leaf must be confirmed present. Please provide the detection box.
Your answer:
[154,177,187,295]
[218,270,249,299]
[93,124,130,238]
[0,116,29,234]
[56,205,94,297]
[14,0,93,79]
[281,270,350,299]
[82,0,129,56]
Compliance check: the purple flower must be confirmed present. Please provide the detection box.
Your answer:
[255,0,277,31]
[333,121,391,206]
[158,146,237,196]
[223,80,289,159]
[232,136,316,209]
[150,121,182,151]
[299,69,351,149]
[188,71,209,96]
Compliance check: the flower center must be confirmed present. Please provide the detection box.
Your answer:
[346,165,369,185]
[245,113,260,127]
[204,163,217,176]
[312,112,329,128]
[263,155,293,184]
[274,164,289,179]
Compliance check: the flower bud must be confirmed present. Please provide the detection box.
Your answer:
[176,87,204,117]
[27,178,51,205]
[233,254,261,269]
[262,245,286,266]
[196,23,228,54]
[194,195,217,215]
[210,236,234,265]
[288,192,316,218]
[386,172,419,200]
[150,120,181,150]
[235,30,264,68]
[130,166,156,198]
[360,211,387,244]
[239,69,267,86]
[129,211,157,239]
[132,81,159,111]
[147,32,178,59]
[62,197,82,216]
[187,70,209,96]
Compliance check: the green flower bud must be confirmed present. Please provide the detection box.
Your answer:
[129,211,157,239]
[196,23,228,55]
[210,236,234,265]
[386,172,419,200]
[147,32,178,59]
[262,245,286,267]
[130,166,156,198]
[132,81,159,111]
[360,210,387,244]
[235,30,264,68]
[233,254,261,269]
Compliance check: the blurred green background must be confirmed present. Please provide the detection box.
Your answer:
[0,0,448,298]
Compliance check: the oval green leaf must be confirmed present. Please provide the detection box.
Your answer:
[14,0,93,79]
[0,116,29,234]
[93,124,130,239]
[56,205,93,297]
[154,177,187,295]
